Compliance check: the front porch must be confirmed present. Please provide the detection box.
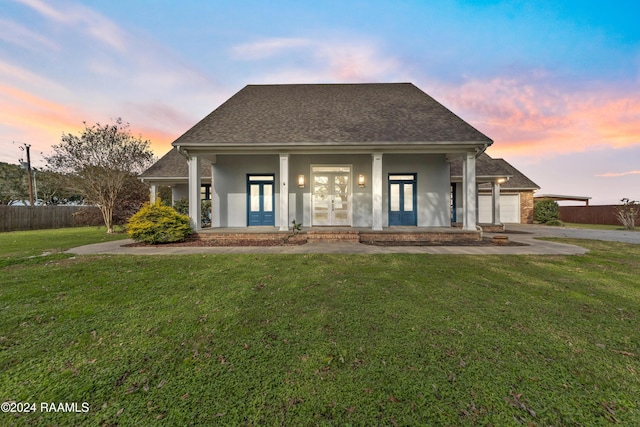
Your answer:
[191,226,482,246]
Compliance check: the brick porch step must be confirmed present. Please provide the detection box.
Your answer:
[305,230,361,242]
[359,230,481,244]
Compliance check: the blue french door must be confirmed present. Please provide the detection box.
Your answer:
[388,174,417,226]
[247,175,275,226]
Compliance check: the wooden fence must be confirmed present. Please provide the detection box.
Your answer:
[0,206,102,232]
[558,205,620,225]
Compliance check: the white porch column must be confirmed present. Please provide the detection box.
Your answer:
[188,154,201,231]
[492,180,501,225]
[279,154,290,231]
[462,152,477,231]
[372,152,383,231]
[210,156,220,228]
[149,183,158,204]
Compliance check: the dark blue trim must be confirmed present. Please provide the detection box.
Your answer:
[388,173,417,226]
[246,174,275,226]
[451,183,457,223]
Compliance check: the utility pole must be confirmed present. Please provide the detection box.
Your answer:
[19,143,34,206]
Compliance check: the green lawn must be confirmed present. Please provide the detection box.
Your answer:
[1,229,639,426]
[562,222,636,231]
[0,226,128,260]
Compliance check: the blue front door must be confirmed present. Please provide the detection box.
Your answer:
[388,174,417,226]
[247,175,275,226]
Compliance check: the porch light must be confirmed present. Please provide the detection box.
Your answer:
[298,174,305,188]
[358,174,366,187]
[497,177,507,184]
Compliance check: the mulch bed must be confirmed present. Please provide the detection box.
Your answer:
[125,237,528,248]
[124,237,306,247]
[361,238,529,247]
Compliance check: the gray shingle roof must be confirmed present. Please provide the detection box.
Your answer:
[450,153,539,190]
[172,83,492,146]
[139,148,211,179]
[450,153,509,178]
[487,157,539,190]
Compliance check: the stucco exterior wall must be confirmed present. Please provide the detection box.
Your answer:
[212,155,279,227]
[172,185,188,203]
[383,154,450,227]
[208,153,450,228]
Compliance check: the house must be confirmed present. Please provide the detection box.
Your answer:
[140,83,535,231]
[478,157,539,224]
[451,153,539,224]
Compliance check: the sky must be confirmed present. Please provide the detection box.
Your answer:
[1,0,639,205]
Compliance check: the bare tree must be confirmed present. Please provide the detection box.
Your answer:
[615,198,638,231]
[46,118,155,233]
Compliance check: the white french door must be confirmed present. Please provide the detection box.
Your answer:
[311,166,351,226]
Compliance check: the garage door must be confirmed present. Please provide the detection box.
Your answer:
[479,194,520,223]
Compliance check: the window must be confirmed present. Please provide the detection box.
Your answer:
[201,184,211,200]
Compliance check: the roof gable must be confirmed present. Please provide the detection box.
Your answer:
[489,157,539,190]
[451,153,539,190]
[173,83,492,146]
[139,148,211,179]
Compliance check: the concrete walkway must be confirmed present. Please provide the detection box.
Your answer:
[63,223,637,256]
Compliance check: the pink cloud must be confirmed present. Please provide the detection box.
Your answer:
[0,18,59,52]
[231,36,408,84]
[0,84,86,161]
[13,0,126,51]
[315,42,402,82]
[437,75,640,159]
[0,84,81,131]
[596,170,640,177]
[0,84,180,164]
[231,38,313,60]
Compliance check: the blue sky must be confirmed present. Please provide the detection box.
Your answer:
[1,0,639,204]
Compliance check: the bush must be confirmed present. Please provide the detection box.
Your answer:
[72,177,149,228]
[127,199,193,244]
[172,198,211,227]
[534,199,559,224]
[615,198,638,230]
[72,207,106,227]
[544,219,564,227]
[173,198,189,215]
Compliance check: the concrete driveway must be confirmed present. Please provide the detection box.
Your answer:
[506,224,640,245]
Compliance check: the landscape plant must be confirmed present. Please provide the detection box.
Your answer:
[615,198,638,230]
[534,198,559,224]
[126,199,192,244]
[172,197,212,227]
[45,118,155,233]
[0,162,30,205]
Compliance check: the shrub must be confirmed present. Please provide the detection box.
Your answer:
[544,219,564,227]
[127,199,192,244]
[72,178,148,228]
[72,207,106,227]
[615,198,638,230]
[534,199,559,224]
[172,198,211,227]
[173,198,189,215]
